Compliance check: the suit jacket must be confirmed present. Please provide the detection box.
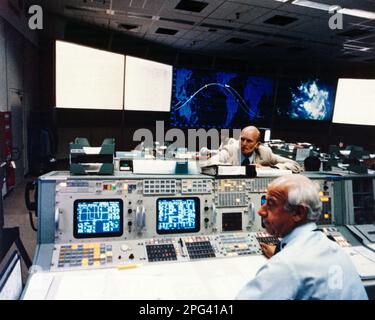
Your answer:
[210,138,303,173]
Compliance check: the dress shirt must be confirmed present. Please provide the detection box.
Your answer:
[236,222,368,300]
[240,153,254,166]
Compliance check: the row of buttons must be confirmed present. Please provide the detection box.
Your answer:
[181,180,212,194]
[186,241,216,260]
[57,243,113,268]
[146,244,177,262]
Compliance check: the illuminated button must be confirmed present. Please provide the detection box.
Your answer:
[324,213,330,219]
[94,261,100,267]
[81,258,88,267]
[100,253,106,260]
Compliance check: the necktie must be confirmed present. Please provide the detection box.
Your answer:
[274,240,282,254]
[241,158,250,166]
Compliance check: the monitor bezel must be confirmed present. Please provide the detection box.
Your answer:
[73,198,124,239]
[156,197,201,235]
[0,250,22,300]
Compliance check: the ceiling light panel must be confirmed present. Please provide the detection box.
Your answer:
[292,0,339,11]
[338,8,375,20]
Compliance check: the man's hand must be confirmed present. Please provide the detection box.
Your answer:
[255,164,272,169]
[259,242,276,259]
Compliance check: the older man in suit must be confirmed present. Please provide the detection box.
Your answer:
[210,126,302,173]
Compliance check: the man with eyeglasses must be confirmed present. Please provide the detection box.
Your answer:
[236,175,368,300]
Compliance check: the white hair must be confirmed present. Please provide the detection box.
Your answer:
[268,175,322,221]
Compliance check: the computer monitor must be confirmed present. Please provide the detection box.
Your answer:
[156,197,200,234]
[295,148,311,162]
[0,251,23,300]
[73,199,123,238]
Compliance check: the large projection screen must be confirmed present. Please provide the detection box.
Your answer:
[56,41,124,110]
[333,78,375,126]
[124,56,172,111]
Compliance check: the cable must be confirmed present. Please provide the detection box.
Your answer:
[28,210,37,232]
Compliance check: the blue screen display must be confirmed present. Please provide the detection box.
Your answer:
[277,78,336,121]
[74,200,123,238]
[157,198,200,234]
[170,67,274,128]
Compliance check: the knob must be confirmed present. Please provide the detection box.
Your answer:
[120,244,129,252]
[204,217,209,229]
[128,209,132,214]
[204,206,209,211]
[129,253,135,260]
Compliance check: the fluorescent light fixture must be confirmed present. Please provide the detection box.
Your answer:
[292,0,339,11]
[290,1,375,19]
[337,8,375,20]
[274,0,290,2]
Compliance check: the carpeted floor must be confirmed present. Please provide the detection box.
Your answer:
[2,179,37,282]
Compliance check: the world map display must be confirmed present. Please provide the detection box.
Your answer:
[170,68,274,128]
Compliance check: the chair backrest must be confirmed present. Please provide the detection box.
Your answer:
[304,156,321,171]
[328,145,340,155]
[350,149,364,159]
[101,138,115,146]
[346,145,364,152]
[74,137,90,147]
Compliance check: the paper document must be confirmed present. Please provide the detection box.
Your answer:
[82,147,101,154]
[256,168,292,177]
[201,165,245,177]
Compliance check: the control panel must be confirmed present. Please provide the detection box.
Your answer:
[213,178,268,233]
[54,177,218,243]
[320,226,351,248]
[50,232,263,271]
[255,232,280,246]
[24,171,375,302]
[40,173,339,273]
[316,180,335,225]
[54,176,271,246]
